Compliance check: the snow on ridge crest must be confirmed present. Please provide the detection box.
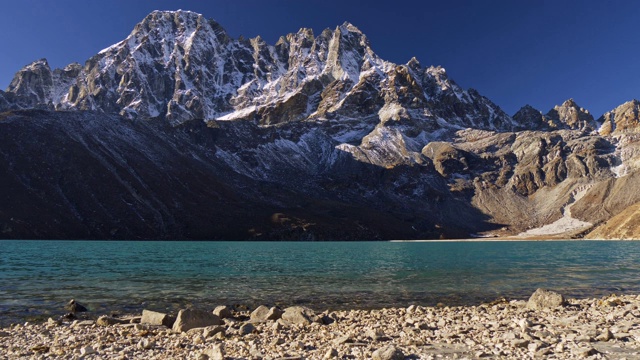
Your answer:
[5,10,514,133]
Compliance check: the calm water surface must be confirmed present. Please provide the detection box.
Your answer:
[1,240,639,326]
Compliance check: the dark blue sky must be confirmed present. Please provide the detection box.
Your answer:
[1,0,638,117]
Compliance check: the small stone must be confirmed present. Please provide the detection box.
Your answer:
[271,321,283,332]
[614,332,631,340]
[249,345,264,358]
[193,335,205,345]
[141,309,175,327]
[203,344,225,360]
[80,346,95,356]
[595,328,613,341]
[573,346,597,357]
[372,346,404,360]
[31,345,50,353]
[535,348,552,357]
[187,327,206,336]
[74,320,95,327]
[213,305,233,319]
[366,328,385,341]
[333,335,353,345]
[324,348,339,359]
[125,316,142,323]
[137,338,155,350]
[203,325,225,338]
[518,318,532,331]
[96,315,128,326]
[47,317,61,327]
[575,335,592,343]
[65,299,87,313]
[554,342,564,353]
[512,339,529,348]
[239,322,256,335]
[527,289,566,310]
[172,308,221,333]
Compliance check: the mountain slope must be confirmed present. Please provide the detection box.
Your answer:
[587,201,640,239]
[2,10,640,240]
[0,109,496,240]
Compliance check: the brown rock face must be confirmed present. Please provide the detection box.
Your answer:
[598,100,640,135]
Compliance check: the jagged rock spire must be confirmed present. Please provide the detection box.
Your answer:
[546,99,597,131]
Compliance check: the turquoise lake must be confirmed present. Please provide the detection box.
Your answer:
[1,240,639,326]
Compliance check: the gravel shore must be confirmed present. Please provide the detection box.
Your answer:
[1,290,639,359]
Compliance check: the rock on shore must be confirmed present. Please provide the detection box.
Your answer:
[1,293,640,359]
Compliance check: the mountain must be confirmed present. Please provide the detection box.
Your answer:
[545,99,598,131]
[1,10,640,240]
[598,100,640,135]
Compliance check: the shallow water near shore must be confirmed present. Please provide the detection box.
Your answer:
[1,240,639,327]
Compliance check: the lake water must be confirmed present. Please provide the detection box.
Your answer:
[1,240,639,326]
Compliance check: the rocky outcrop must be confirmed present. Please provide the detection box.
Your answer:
[513,105,550,130]
[598,99,640,135]
[545,99,597,131]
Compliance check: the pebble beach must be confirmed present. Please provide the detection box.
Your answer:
[2,290,640,359]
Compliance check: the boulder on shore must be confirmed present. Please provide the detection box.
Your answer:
[527,288,566,310]
[141,309,175,328]
[172,309,221,333]
[213,305,233,319]
[281,306,315,326]
[250,305,283,323]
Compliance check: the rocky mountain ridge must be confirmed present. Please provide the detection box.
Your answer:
[2,10,640,239]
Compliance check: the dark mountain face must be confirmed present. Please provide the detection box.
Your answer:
[0,110,492,240]
[1,10,640,240]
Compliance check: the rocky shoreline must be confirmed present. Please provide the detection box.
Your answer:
[1,290,640,359]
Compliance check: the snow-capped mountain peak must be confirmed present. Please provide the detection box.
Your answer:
[4,10,515,134]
